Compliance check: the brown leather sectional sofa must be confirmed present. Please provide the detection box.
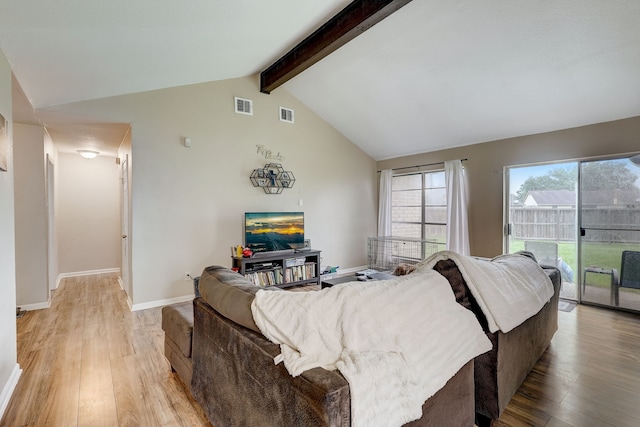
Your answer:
[162,259,560,426]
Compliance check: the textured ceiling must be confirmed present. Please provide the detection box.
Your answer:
[2,1,640,160]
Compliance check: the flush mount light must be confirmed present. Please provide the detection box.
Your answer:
[77,150,99,159]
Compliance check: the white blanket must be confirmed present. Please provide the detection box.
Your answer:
[417,251,554,333]
[251,270,492,427]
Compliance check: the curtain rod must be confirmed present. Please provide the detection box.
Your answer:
[377,158,467,173]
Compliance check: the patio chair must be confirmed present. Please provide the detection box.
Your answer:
[525,240,574,283]
[612,250,640,306]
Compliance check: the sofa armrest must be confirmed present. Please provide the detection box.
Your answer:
[191,297,350,427]
[198,265,282,333]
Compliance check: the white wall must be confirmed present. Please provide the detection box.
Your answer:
[13,124,48,308]
[0,49,20,419]
[46,75,378,308]
[56,153,120,274]
[378,116,640,257]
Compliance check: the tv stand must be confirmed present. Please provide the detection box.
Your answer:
[232,250,321,288]
[251,249,295,258]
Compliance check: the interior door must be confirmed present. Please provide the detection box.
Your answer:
[579,156,640,311]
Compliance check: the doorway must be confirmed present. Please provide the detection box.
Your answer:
[506,155,640,312]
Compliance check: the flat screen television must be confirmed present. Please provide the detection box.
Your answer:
[244,212,304,253]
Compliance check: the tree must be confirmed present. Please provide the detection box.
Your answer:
[515,167,576,202]
[515,161,640,203]
[581,161,638,192]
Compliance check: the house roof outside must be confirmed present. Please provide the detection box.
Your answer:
[524,189,639,207]
[524,190,575,207]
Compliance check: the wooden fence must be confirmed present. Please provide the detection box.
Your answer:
[510,207,640,243]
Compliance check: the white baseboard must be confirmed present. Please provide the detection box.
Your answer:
[0,364,22,420]
[18,301,50,311]
[117,277,135,311]
[131,294,195,312]
[57,268,120,285]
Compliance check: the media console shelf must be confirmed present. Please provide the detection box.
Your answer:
[232,250,321,288]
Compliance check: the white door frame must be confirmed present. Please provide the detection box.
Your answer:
[120,155,131,298]
[45,154,57,296]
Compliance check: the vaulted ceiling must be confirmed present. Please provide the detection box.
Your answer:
[2,1,639,160]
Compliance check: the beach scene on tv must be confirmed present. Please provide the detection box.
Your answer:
[245,212,304,253]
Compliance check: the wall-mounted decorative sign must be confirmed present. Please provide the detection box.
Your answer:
[250,163,295,194]
[256,144,284,161]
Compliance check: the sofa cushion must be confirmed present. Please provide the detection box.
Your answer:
[198,265,282,333]
[161,301,194,358]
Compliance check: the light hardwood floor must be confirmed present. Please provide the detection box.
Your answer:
[2,274,640,426]
[2,274,210,427]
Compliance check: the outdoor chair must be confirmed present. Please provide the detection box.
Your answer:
[525,240,574,283]
[582,266,618,303]
[524,241,558,266]
[612,250,640,306]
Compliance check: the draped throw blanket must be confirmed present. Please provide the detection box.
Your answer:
[418,251,554,333]
[251,270,492,427]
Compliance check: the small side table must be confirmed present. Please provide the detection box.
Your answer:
[582,267,619,305]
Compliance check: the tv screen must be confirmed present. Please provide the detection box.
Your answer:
[244,212,304,253]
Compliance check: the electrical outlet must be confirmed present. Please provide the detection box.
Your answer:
[184,272,192,281]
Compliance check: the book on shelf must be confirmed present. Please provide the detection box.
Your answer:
[283,262,316,283]
[244,267,283,287]
[284,256,307,268]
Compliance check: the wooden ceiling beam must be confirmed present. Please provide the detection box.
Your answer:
[260,0,412,94]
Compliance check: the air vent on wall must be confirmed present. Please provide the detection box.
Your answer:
[234,97,253,115]
[279,107,294,123]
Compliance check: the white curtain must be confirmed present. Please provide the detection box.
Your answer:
[444,160,470,255]
[376,169,393,269]
[378,169,393,237]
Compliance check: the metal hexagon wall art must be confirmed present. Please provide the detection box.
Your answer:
[250,163,295,194]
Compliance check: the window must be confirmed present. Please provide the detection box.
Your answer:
[391,171,447,244]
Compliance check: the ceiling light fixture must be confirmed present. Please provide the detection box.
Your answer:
[77,150,99,159]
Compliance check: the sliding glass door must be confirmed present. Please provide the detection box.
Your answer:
[579,157,640,310]
[506,155,640,311]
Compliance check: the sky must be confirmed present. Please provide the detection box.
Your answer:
[507,158,640,197]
